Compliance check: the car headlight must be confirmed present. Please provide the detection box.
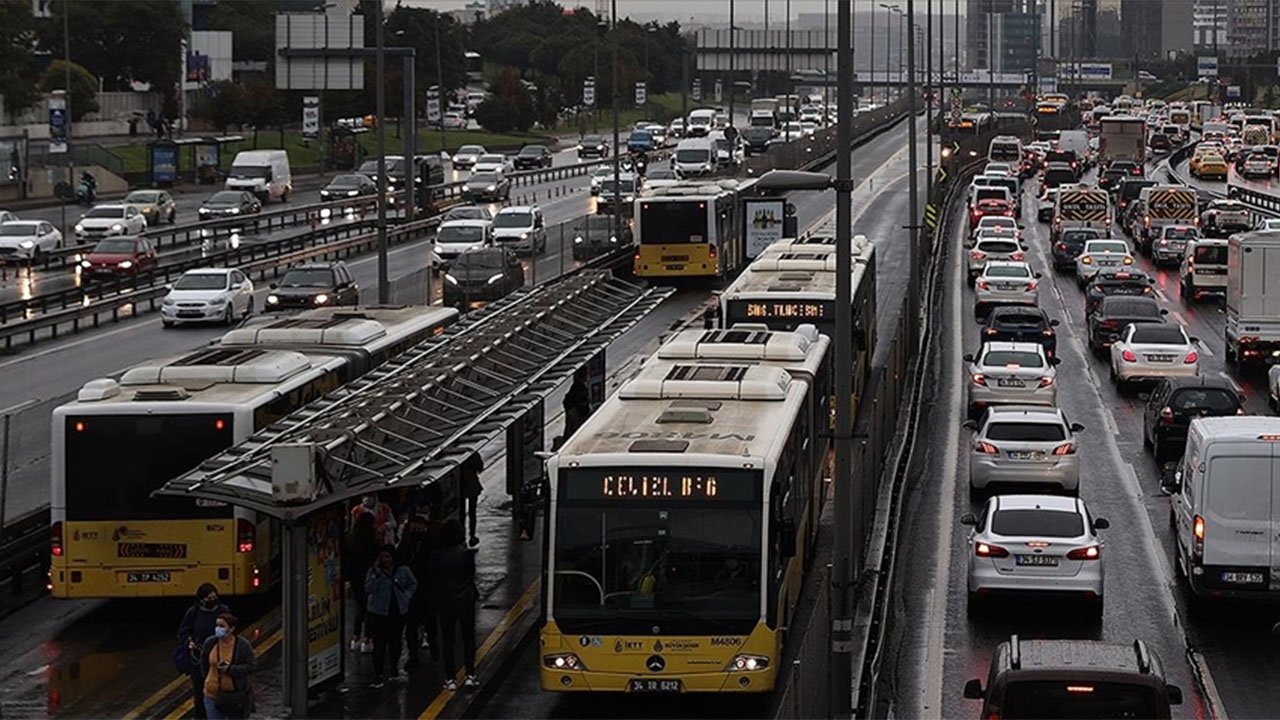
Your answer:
[266,294,279,305]
[314,293,329,305]
[347,190,359,197]
[487,273,504,285]
[228,207,240,214]
[75,223,84,234]
[162,297,175,306]
[434,245,445,254]
[485,185,496,191]
[111,224,124,232]
[610,235,618,243]
[199,208,210,215]
[80,260,91,268]
[118,260,133,269]
[19,240,34,249]
[444,273,458,285]
[573,236,583,244]
[520,232,530,241]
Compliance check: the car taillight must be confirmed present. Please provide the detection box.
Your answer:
[1100,319,1118,329]
[708,244,717,259]
[975,542,1010,558]
[237,518,256,554]
[1051,442,1076,456]
[51,521,63,557]
[1132,167,1142,175]
[984,328,998,336]
[1184,351,1199,364]
[1026,281,1038,291]
[971,373,988,386]
[1161,406,1175,424]
[977,280,990,290]
[1038,376,1054,388]
[1055,242,1068,251]
[1122,256,1133,265]
[1080,255,1093,265]
[1121,349,1138,362]
[1011,251,1025,260]
[970,250,987,260]
[1067,545,1101,560]
[1042,328,1055,336]
[975,440,999,455]
[1192,514,1205,561]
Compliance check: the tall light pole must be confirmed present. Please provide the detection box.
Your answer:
[881,5,900,100]
[926,0,933,197]
[824,0,831,114]
[611,0,621,242]
[729,0,736,125]
[375,0,389,304]
[870,2,877,104]
[907,0,921,338]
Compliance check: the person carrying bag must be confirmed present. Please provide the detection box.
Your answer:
[176,583,230,719]
[199,613,256,720]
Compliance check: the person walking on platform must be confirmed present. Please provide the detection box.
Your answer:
[563,368,592,439]
[177,583,229,720]
[398,514,437,664]
[365,545,418,688]
[346,512,378,654]
[199,613,255,720]
[431,519,479,691]
[459,453,483,548]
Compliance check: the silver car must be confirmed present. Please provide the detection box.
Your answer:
[966,405,1084,497]
[965,342,1059,419]
[1151,224,1198,266]
[962,494,1108,617]
[967,237,1025,281]
[974,261,1040,314]
[1075,239,1134,284]
[1109,323,1199,390]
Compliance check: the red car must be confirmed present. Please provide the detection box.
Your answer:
[79,236,159,278]
[969,198,1015,230]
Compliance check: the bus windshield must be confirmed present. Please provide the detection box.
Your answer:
[552,467,763,635]
[640,200,709,244]
[64,414,235,521]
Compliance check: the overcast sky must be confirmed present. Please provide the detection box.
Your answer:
[408,1,959,24]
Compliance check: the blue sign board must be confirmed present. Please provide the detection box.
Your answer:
[151,142,178,185]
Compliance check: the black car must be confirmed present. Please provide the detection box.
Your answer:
[572,214,633,261]
[577,135,610,159]
[1052,227,1103,270]
[1149,132,1172,153]
[198,190,261,219]
[1115,178,1157,214]
[1043,149,1079,176]
[443,247,525,307]
[1087,296,1168,354]
[265,261,360,311]
[319,173,377,201]
[1040,162,1076,191]
[1084,268,1155,318]
[462,171,511,202]
[513,145,553,170]
[742,127,775,156]
[1109,160,1143,178]
[1143,378,1243,460]
[981,306,1059,358]
[1096,167,1128,191]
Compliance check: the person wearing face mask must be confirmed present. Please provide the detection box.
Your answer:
[177,583,230,719]
[351,493,397,546]
[364,545,418,688]
[199,613,255,720]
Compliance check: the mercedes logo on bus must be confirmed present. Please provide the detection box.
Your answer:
[646,655,665,672]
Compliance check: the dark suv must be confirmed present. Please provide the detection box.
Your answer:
[1084,268,1155,318]
[981,306,1059,358]
[964,636,1184,719]
[742,126,775,156]
[443,247,525,307]
[1052,227,1103,271]
[1114,178,1156,214]
[1088,296,1168,354]
[265,261,360,311]
[513,145,553,170]
[1142,378,1244,460]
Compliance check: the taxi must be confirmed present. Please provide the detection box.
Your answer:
[1189,151,1228,180]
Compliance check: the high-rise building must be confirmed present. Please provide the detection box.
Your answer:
[1226,0,1279,56]
[1194,0,1229,50]
[992,13,1040,73]
[966,0,1021,70]
[1117,0,1195,60]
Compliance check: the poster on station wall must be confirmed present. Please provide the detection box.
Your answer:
[745,198,785,259]
[306,505,344,691]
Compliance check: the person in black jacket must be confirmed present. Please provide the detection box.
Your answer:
[199,613,256,720]
[563,368,592,438]
[178,583,230,719]
[430,519,479,690]
[346,512,378,654]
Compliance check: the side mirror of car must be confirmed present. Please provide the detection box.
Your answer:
[1190,336,1201,344]
[963,679,984,700]
[1049,318,1060,327]
[960,513,977,526]
[1034,271,1043,279]
[1070,422,1086,433]
[1093,517,1110,531]
[1167,685,1184,706]
[962,419,978,431]
[269,283,278,289]
[1050,356,1061,366]
[1017,224,1026,230]
[1159,308,1170,316]
[963,353,975,362]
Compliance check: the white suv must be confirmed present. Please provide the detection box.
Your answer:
[75,203,147,241]
[492,206,546,255]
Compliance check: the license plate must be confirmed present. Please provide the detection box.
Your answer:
[1146,354,1175,363]
[629,679,683,693]
[665,264,685,271]
[1099,260,1118,266]
[1201,268,1225,275]
[998,283,1020,291]
[1221,571,1264,585]
[1016,554,1060,566]
[1007,451,1044,460]
[177,311,203,318]
[996,378,1025,388]
[126,571,172,583]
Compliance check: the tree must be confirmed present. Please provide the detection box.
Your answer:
[41,0,185,92]
[0,1,37,121]
[474,69,535,132]
[38,60,98,121]
[243,81,285,147]
[205,0,277,66]
[200,81,245,132]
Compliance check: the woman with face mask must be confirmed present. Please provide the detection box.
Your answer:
[199,613,256,719]
[177,583,230,719]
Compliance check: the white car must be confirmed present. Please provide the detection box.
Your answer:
[1257,218,1280,231]
[74,203,147,240]
[983,162,1014,176]
[644,168,680,189]
[451,144,487,169]
[974,261,1040,315]
[0,220,62,261]
[965,405,1085,496]
[433,219,493,269]
[589,166,614,196]
[160,268,255,327]
[0,210,19,224]
[1075,239,1134,284]
[1269,365,1280,410]
[778,121,808,139]
[492,205,546,255]
[962,494,1108,618]
[971,215,1020,242]
[472,154,512,175]
[967,236,1025,281]
[443,112,467,130]
[965,341,1058,419]
[1110,323,1199,391]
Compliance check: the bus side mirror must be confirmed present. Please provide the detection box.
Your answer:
[1167,685,1183,706]
[778,518,797,558]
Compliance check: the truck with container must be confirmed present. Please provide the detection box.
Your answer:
[1098,116,1147,169]
[1136,185,1198,256]
[1225,231,1280,371]
[1052,185,1111,244]
[749,98,779,128]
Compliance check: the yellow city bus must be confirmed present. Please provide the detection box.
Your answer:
[49,306,457,599]
[540,330,830,694]
[633,180,754,281]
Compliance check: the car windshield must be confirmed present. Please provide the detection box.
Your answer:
[1106,299,1161,317]
[744,128,773,141]
[985,422,1067,442]
[1062,230,1100,242]
[457,145,484,155]
[494,212,533,229]
[279,268,334,287]
[976,190,1008,202]
[518,146,545,157]
[479,155,506,164]
[1000,680,1160,719]
[174,273,229,291]
[583,136,605,145]
[1164,227,1197,240]
[982,351,1044,367]
[0,224,37,236]
[601,179,635,193]
[676,149,710,162]
[445,207,488,221]
[126,192,159,203]
[993,312,1044,329]
[991,509,1083,537]
[438,225,486,243]
[208,192,244,204]
[630,130,651,139]
[1171,388,1240,413]
[457,251,505,269]
[1044,170,1075,184]
[1193,244,1227,264]
[92,239,136,254]
[328,175,365,188]
[470,173,501,185]
[1130,326,1186,344]
[985,266,1031,279]
[231,165,271,179]
[978,241,1018,253]
[1212,202,1245,211]
[648,169,677,180]
[85,207,125,219]
[1089,242,1128,254]
[577,216,614,233]
[981,218,1016,228]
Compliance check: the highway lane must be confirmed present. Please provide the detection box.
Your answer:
[884,166,1280,720]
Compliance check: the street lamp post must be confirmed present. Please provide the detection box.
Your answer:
[926,0,933,197]
[610,0,621,245]
[375,0,389,304]
[729,0,736,126]
[870,2,876,104]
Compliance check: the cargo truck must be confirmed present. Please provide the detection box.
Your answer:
[750,98,779,128]
[1225,231,1280,371]
[1098,116,1146,169]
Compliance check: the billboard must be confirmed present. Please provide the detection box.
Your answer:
[276,13,365,91]
[184,31,233,90]
[1197,56,1219,78]
[1058,62,1113,80]
[744,198,786,259]
[306,505,344,691]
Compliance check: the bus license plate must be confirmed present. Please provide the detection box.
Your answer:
[629,679,683,693]
[665,264,685,271]
[126,571,172,583]
[1221,571,1264,585]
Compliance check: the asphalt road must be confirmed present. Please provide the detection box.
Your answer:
[882,161,1280,720]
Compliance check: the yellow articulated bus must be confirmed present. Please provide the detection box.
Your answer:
[633,179,755,281]
[541,327,831,694]
[50,305,457,599]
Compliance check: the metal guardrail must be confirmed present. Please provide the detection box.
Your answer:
[0,507,49,613]
[1166,143,1280,221]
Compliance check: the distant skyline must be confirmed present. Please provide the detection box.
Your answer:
[410,0,961,24]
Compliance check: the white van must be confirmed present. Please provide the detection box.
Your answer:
[686,109,717,138]
[672,138,715,177]
[225,150,292,203]
[1169,417,1280,600]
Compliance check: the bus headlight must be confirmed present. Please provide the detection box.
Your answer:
[543,653,586,670]
[725,654,769,672]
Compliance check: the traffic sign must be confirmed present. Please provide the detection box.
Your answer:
[692,78,702,101]
[936,166,948,183]
[48,95,66,154]
[302,96,320,139]
[713,78,723,103]
[583,78,595,106]
[924,203,939,230]
[634,81,646,107]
